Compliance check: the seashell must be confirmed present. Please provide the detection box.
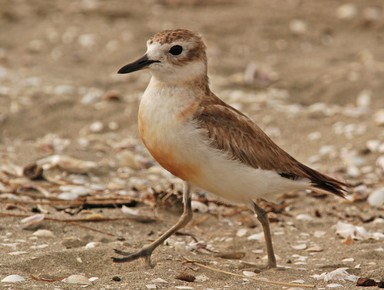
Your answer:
[247,232,264,241]
[81,89,103,104]
[374,109,384,126]
[367,188,384,207]
[292,244,307,250]
[337,3,358,20]
[363,6,382,22]
[376,156,384,171]
[21,214,45,230]
[89,121,103,133]
[296,214,313,221]
[62,274,91,285]
[58,192,79,200]
[242,271,256,277]
[151,278,167,283]
[335,221,370,240]
[311,267,358,282]
[195,274,209,282]
[1,274,25,283]
[366,140,381,152]
[36,155,97,174]
[32,229,55,238]
[236,228,248,237]
[326,283,343,288]
[9,251,27,255]
[191,200,208,213]
[84,242,100,250]
[306,245,323,252]
[289,19,307,35]
[356,90,371,108]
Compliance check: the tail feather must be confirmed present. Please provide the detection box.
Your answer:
[300,164,348,198]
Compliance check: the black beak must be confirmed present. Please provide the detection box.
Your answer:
[118,54,159,74]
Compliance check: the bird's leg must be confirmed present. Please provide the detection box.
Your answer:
[252,201,277,268]
[113,182,193,267]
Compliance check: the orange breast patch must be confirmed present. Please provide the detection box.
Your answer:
[148,144,199,181]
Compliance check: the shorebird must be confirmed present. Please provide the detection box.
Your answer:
[113,29,347,268]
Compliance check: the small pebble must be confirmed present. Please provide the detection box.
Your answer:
[146,284,157,289]
[175,273,195,282]
[112,276,121,282]
[356,277,377,286]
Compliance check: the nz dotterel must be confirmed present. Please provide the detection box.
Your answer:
[114,29,347,268]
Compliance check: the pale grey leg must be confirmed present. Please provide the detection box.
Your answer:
[113,182,193,267]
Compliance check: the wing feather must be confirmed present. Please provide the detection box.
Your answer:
[193,93,347,197]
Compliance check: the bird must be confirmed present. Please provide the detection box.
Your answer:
[113,29,347,269]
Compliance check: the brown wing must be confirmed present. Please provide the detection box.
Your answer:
[194,93,347,197]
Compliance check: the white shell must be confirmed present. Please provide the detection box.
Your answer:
[1,274,26,283]
[296,214,313,221]
[32,229,55,238]
[367,188,384,207]
[311,267,358,282]
[20,214,45,230]
[247,232,264,241]
[62,274,91,285]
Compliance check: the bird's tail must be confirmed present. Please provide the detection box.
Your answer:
[300,163,348,198]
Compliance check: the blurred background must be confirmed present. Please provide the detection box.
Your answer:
[0,0,384,152]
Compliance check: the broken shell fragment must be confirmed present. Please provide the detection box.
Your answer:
[20,214,45,230]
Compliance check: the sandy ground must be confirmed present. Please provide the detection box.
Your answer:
[1,0,384,289]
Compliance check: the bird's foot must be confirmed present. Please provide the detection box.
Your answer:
[266,261,277,269]
[112,247,155,267]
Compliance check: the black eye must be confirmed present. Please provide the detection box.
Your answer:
[169,45,183,55]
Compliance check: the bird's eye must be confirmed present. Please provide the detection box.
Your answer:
[169,45,183,55]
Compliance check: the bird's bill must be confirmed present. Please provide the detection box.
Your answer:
[118,54,159,74]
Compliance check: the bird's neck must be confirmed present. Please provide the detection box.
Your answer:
[150,74,209,94]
